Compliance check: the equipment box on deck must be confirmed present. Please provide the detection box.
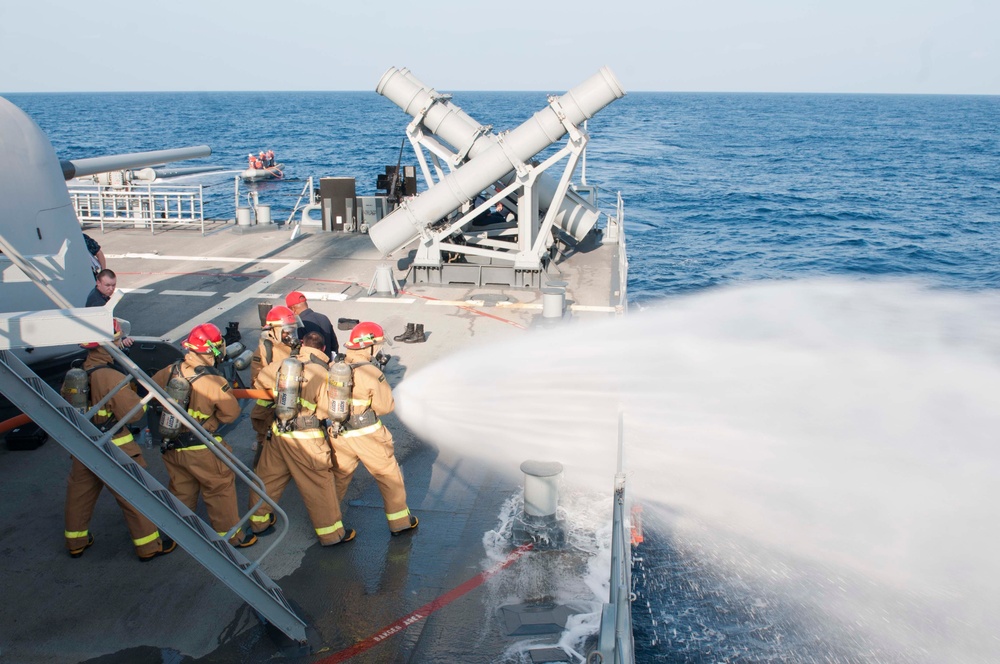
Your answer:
[6,423,48,450]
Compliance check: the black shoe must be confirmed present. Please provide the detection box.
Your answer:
[391,516,419,536]
[68,534,95,559]
[393,323,415,342]
[403,324,425,343]
[253,512,277,536]
[138,536,177,562]
[322,528,357,547]
[233,531,258,548]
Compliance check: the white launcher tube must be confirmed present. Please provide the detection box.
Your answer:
[387,68,608,245]
[382,67,496,161]
[370,67,626,256]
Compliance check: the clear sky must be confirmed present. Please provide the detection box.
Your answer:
[1,0,997,94]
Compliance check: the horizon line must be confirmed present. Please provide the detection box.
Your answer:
[3,89,999,98]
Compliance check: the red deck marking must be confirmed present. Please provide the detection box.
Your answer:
[317,543,533,662]
[399,290,528,330]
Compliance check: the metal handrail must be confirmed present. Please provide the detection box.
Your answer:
[286,176,314,224]
[590,411,636,663]
[0,232,290,565]
[69,183,207,234]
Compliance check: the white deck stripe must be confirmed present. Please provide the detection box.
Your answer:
[109,253,302,265]
[294,291,349,302]
[425,300,486,307]
[162,259,309,342]
[160,290,216,297]
[117,288,153,295]
[495,302,544,310]
[355,297,417,304]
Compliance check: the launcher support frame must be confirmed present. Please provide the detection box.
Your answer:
[411,102,590,271]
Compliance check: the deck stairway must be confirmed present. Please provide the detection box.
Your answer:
[0,236,308,644]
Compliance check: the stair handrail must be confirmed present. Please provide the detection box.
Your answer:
[0,233,290,570]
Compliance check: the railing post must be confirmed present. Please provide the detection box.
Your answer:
[147,184,155,234]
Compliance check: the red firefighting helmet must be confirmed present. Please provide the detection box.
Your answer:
[265,305,296,327]
[80,319,122,349]
[183,323,224,356]
[344,322,384,350]
[265,305,299,337]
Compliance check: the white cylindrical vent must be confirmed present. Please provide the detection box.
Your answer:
[370,67,625,256]
[255,204,271,225]
[520,460,564,517]
[542,287,565,319]
[236,207,253,226]
[373,264,396,296]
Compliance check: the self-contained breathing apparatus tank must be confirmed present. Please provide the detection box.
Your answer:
[225,342,254,371]
[274,357,304,432]
[60,367,90,413]
[159,375,192,441]
[326,360,353,437]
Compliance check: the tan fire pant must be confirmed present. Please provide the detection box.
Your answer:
[162,439,244,543]
[250,402,275,448]
[332,423,412,532]
[248,427,347,545]
[64,442,164,558]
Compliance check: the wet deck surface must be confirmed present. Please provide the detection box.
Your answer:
[0,222,618,663]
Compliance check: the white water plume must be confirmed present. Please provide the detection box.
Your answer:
[395,278,1000,661]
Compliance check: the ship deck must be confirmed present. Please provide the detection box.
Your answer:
[0,221,623,663]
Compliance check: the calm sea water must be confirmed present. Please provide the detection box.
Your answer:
[6,89,1000,662]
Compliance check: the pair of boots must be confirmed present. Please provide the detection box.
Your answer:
[393,323,426,343]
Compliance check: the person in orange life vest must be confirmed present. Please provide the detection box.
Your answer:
[248,332,355,546]
[64,320,177,561]
[151,323,256,548]
[332,322,418,535]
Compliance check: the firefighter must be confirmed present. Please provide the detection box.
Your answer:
[248,332,354,546]
[151,323,256,548]
[249,305,299,460]
[332,322,418,535]
[64,320,176,561]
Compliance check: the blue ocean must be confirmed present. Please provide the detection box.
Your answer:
[6,88,1000,663]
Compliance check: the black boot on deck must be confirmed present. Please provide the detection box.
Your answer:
[393,323,414,342]
[404,324,426,343]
